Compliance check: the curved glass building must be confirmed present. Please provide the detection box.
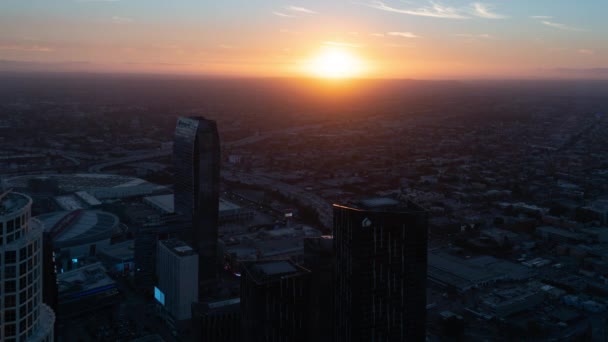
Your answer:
[0,191,55,342]
[173,116,220,299]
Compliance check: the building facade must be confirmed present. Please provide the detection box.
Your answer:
[0,191,55,342]
[240,260,311,342]
[333,199,428,342]
[156,239,198,323]
[173,116,220,298]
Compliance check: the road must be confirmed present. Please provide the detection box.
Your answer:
[223,169,332,229]
[87,123,325,173]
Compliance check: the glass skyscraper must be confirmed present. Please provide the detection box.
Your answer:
[173,116,220,299]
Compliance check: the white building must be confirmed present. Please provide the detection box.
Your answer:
[0,191,55,341]
[156,239,198,322]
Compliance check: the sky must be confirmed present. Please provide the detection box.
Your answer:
[0,0,607,79]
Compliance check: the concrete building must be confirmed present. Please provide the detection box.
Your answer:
[480,287,544,318]
[56,262,119,318]
[156,239,198,324]
[0,191,55,342]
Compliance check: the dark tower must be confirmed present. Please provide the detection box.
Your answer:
[240,260,312,342]
[173,116,220,299]
[333,198,428,342]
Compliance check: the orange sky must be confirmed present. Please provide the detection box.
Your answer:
[0,1,606,79]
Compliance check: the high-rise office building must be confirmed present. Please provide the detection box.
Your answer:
[303,236,335,342]
[240,260,311,342]
[0,191,55,342]
[173,116,220,299]
[333,198,428,342]
[192,298,241,342]
[155,239,199,327]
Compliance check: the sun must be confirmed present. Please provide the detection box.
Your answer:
[307,47,364,79]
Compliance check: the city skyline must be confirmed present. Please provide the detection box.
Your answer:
[0,0,607,79]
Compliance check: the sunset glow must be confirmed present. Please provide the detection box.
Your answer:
[0,1,606,79]
[307,47,365,79]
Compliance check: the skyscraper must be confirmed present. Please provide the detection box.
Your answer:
[155,239,198,324]
[333,198,428,342]
[0,191,55,342]
[173,116,220,299]
[240,260,312,342]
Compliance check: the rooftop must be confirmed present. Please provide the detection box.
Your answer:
[335,197,427,214]
[160,238,197,257]
[243,260,309,284]
[0,191,30,217]
[37,210,119,247]
[57,262,115,298]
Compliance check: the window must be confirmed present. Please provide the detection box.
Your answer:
[19,262,26,276]
[6,265,16,278]
[5,294,16,307]
[7,219,14,232]
[5,323,16,336]
[19,247,26,260]
[19,290,26,302]
[6,280,16,293]
[5,250,16,263]
[5,309,16,322]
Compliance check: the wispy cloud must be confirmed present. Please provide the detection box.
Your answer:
[111,16,133,23]
[470,3,506,19]
[366,1,468,19]
[0,44,54,52]
[286,6,316,14]
[273,11,295,18]
[323,41,364,48]
[541,20,585,31]
[453,33,493,39]
[279,28,300,34]
[370,33,385,37]
[531,15,552,19]
[75,0,121,2]
[387,31,419,38]
[384,43,414,48]
[578,49,595,55]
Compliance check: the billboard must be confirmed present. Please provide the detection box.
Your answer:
[154,286,165,306]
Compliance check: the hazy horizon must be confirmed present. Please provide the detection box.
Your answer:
[1,0,607,79]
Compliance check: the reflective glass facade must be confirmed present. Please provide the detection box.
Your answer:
[173,117,220,298]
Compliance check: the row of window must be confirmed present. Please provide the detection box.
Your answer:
[3,306,40,339]
[0,213,29,238]
[2,241,38,265]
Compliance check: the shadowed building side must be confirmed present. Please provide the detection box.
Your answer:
[173,116,220,300]
[333,199,428,342]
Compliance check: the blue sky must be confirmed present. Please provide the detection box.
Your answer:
[0,0,606,78]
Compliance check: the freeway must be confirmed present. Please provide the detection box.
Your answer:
[87,123,324,173]
[222,169,332,229]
